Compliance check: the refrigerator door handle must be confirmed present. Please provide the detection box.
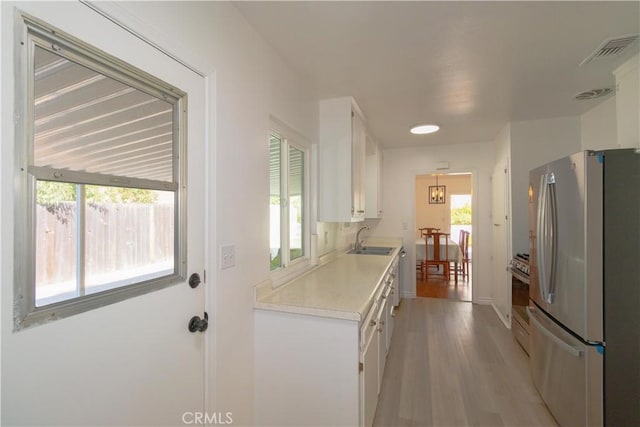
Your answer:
[546,172,558,304]
[528,307,583,357]
[536,174,549,302]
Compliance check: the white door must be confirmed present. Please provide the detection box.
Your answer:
[1,2,208,425]
[491,158,512,323]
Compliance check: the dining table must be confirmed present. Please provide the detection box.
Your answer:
[416,237,464,283]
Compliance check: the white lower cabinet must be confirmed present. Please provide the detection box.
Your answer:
[361,312,380,427]
[255,310,361,426]
[376,296,388,394]
[255,264,397,427]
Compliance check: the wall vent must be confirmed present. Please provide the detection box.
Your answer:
[574,88,613,101]
[579,34,639,67]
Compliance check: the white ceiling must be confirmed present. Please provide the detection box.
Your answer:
[234,1,640,148]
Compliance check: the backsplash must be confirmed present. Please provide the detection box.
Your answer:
[316,222,360,257]
[316,221,381,257]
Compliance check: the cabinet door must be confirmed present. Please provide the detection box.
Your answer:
[392,263,400,306]
[384,285,394,352]
[361,326,379,427]
[351,110,366,220]
[365,137,383,219]
[318,97,367,222]
[376,298,387,394]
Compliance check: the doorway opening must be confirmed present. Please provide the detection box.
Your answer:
[415,173,473,301]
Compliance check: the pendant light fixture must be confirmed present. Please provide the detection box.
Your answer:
[428,175,446,204]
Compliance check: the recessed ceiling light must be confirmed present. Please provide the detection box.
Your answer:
[410,124,440,135]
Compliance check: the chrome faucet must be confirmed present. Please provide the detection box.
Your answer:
[354,225,370,252]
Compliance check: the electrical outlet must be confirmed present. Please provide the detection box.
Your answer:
[220,244,235,269]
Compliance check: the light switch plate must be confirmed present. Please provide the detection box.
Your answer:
[220,244,235,269]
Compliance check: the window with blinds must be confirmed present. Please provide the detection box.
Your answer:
[269,129,308,272]
[14,15,187,329]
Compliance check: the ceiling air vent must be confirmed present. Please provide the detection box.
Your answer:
[580,34,639,66]
[574,88,613,101]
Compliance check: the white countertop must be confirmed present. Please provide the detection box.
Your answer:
[255,239,402,322]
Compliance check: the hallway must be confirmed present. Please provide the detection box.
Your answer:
[373,298,556,426]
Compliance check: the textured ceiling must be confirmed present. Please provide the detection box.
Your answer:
[235,1,640,148]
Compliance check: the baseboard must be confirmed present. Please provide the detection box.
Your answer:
[491,302,511,329]
[401,290,416,299]
[475,297,492,305]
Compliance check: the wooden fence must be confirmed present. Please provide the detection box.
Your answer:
[36,202,174,286]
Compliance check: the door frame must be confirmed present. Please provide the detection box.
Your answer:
[412,168,479,303]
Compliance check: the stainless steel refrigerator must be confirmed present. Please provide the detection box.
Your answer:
[528,149,640,426]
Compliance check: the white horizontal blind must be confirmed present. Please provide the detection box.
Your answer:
[269,131,303,196]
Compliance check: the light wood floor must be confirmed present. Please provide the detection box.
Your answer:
[416,266,472,301]
[373,298,557,427]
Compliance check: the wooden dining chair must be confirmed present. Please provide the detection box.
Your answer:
[418,227,440,237]
[417,227,439,280]
[451,230,470,281]
[425,232,450,281]
[460,230,470,278]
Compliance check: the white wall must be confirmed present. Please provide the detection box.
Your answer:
[369,142,495,304]
[613,54,640,149]
[510,116,582,254]
[581,96,618,151]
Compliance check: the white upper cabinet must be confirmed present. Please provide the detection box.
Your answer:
[319,97,366,222]
[365,134,383,219]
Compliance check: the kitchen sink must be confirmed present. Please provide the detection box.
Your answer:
[347,246,394,255]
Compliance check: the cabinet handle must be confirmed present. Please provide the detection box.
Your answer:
[370,320,377,326]
[357,210,365,214]
[377,327,383,333]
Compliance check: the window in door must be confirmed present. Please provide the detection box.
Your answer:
[269,128,308,273]
[15,16,187,329]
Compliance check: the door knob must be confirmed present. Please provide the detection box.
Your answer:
[188,273,201,288]
[188,312,208,333]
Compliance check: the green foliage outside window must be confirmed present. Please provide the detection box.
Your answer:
[451,203,471,225]
[270,248,303,270]
[37,181,159,204]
